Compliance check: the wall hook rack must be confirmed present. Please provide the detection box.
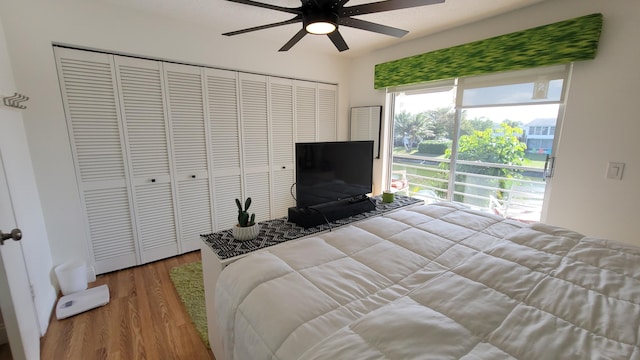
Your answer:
[3,92,29,109]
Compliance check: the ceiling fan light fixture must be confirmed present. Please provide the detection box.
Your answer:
[306,21,336,34]
[223,0,445,52]
[304,13,339,35]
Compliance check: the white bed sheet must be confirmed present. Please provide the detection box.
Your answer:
[215,202,640,360]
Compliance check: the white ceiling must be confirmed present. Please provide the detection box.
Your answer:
[99,0,545,57]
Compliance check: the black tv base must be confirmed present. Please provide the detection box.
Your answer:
[288,197,376,228]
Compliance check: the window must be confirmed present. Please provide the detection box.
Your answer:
[389,64,570,221]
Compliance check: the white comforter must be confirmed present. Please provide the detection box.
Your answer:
[215,202,640,359]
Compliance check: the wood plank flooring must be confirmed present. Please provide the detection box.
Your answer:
[0,343,10,360]
[41,251,215,360]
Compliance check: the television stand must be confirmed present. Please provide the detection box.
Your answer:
[346,194,370,204]
[288,197,376,228]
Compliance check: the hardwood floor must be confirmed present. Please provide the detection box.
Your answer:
[0,343,11,360]
[41,251,215,359]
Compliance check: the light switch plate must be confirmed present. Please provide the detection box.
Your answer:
[606,162,625,180]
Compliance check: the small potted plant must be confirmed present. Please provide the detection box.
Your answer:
[232,197,260,241]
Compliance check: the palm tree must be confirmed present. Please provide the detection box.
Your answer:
[415,107,470,140]
[394,111,432,150]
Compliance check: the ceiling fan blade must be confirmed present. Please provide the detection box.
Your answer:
[279,29,308,51]
[339,17,408,37]
[301,0,322,8]
[226,0,301,15]
[341,0,444,17]
[328,31,349,52]
[223,16,302,36]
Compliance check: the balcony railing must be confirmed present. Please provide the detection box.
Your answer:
[392,154,545,222]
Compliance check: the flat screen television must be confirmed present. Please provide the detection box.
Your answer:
[295,141,373,208]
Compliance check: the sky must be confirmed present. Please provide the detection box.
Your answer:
[395,80,562,125]
[465,104,560,125]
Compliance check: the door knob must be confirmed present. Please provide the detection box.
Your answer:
[0,228,22,246]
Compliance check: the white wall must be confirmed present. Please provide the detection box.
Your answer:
[0,0,351,268]
[348,0,640,246]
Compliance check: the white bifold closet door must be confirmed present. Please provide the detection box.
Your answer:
[318,83,338,141]
[293,81,337,143]
[164,63,213,252]
[205,68,243,231]
[114,56,179,263]
[239,73,271,222]
[54,48,139,274]
[56,47,338,273]
[269,77,295,218]
[294,80,318,143]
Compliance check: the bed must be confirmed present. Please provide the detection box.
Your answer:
[212,202,640,359]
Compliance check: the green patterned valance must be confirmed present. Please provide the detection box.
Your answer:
[374,13,603,89]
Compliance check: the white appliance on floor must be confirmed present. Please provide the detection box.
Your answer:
[54,260,110,319]
[55,284,110,319]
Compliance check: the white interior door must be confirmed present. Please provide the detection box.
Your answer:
[0,149,39,360]
[0,17,55,359]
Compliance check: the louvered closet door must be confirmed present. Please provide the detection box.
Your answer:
[240,73,271,222]
[205,68,243,231]
[164,63,212,252]
[269,77,295,217]
[54,47,139,274]
[114,56,179,263]
[351,107,371,139]
[318,83,337,141]
[294,80,317,143]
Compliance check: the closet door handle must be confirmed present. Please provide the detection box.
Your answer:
[151,178,156,183]
[191,175,196,179]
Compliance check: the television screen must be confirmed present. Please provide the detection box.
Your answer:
[295,141,373,208]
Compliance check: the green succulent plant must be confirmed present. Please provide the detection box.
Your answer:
[235,197,256,227]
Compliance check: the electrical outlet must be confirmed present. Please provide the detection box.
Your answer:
[606,162,625,180]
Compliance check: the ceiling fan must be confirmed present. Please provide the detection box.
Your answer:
[222,0,445,52]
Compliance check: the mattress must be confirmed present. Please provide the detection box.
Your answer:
[214,202,640,359]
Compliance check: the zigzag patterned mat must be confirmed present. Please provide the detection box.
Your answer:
[201,195,422,260]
